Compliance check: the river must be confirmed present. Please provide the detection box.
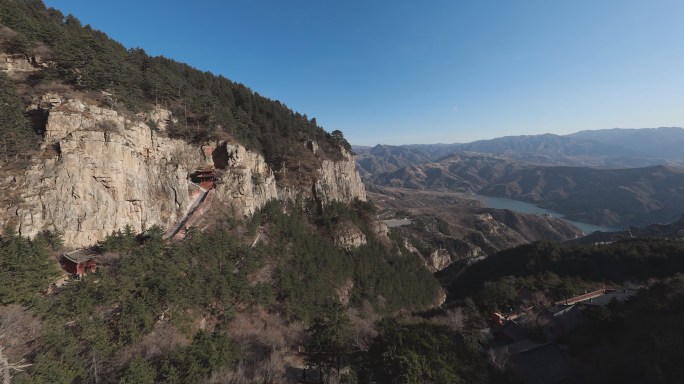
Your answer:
[475,195,620,234]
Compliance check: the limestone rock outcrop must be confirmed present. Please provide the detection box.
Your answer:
[332,221,367,250]
[0,53,42,77]
[11,99,200,247]
[1,95,368,247]
[314,149,367,205]
[426,249,452,272]
[210,143,278,217]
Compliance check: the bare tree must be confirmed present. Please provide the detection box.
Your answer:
[0,305,43,358]
[0,342,31,384]
[0,307,40,384]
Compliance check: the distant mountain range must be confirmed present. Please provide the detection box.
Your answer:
[355,128,684,227]
[354,127,684,172]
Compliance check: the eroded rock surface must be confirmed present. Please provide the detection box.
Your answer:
[1,95,367,247]
[314,149,367,205]
[10,98,199,247]
[332,221,367,250]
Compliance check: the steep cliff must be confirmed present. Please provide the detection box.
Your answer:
[314,150,367,205]
[210,142,279,217]
[1,94,366,247]
[4,95,199,247]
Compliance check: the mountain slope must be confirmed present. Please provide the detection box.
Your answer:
[455,133,653,167]
[369,187,582,272]
[569,127,684,160]
[0,3,448,383]
[0,1,367,246]
[353,144,435,178]
[371,154,525,191]
[0,0,352,173]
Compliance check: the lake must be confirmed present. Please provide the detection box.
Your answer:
[475,195,620,234]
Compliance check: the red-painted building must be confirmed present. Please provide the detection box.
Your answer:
[61,249,97,278]
[190,169,217,190]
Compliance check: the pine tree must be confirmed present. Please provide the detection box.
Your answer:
[0,73,35,159]
[304,299,353,383]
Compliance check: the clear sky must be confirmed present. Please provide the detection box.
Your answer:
[42,0,684,146]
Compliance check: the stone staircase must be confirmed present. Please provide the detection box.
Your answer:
[165,183,210,239]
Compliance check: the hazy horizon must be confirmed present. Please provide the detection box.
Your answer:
[352,126,684,147]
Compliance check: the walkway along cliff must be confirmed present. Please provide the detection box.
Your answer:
[0,94,366,247]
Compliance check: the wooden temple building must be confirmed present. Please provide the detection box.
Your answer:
[60,249,97,278]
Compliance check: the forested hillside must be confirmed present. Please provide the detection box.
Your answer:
[0,0,350,168]
[0,71,34,157]
[0,199,449,382]
[445,238,684,304]
[567,274,684,383]
[434,238,684,383]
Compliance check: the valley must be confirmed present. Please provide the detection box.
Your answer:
[357,146,684,227]
[474,195,618,233]
[367,187,582,270]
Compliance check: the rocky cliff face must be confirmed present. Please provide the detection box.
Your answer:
[0,53,45,78]
[426,249,452,272]
[210,142,279,217]
[1,94,367,247]
[6,96,201,247]
[314,150,367,205]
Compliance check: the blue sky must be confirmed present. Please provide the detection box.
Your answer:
[42,0,684,145]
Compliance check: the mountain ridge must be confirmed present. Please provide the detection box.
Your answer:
[354,126,684,170]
